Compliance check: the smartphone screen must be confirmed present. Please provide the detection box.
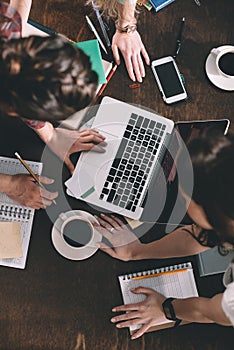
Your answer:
[151,56,187,104]
[153,61,184,98]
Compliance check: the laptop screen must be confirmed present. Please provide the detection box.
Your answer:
[141,119,230,224]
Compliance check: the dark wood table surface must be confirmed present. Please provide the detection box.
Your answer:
[0,0,233,349]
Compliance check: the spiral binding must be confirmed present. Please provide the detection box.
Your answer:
[0,204,31,220]
[122,262,192,280]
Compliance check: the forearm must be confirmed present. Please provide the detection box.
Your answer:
[134,225,209,260]
[33,122,55,144]
[173,294,231,325]
[117,0,137,26]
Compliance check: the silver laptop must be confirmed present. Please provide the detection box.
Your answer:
[66,100,229,222]
[66,96,176,219]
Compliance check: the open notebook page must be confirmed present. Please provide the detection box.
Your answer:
[118,262,198,331]
[0,156,42,268]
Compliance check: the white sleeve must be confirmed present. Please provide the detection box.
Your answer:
[222,281,234,326]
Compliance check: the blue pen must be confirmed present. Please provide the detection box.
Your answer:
[92,1,111,51]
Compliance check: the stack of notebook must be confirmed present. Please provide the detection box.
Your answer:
[137,0,175,12]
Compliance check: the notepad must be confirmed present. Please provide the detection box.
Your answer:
[197,247,234,277]
[0,156,43,269]
[24,23,106,85]
[0,221,22,258]
[75,39,106,84]
[118,262,198,332]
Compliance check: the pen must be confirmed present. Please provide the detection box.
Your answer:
[14,152,57,205]
[27,18,75,44]
[97,64,117,97]
[173,17,185,59]
[85,15,108,54]
[92,1,111,51]
[132,268,187,280]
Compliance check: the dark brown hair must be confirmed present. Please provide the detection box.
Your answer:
[184,129,234,248]
[0,35,98,121]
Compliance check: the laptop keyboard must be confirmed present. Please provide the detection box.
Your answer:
[99,113,166,212]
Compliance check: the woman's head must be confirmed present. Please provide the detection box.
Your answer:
[182,129,234,246]
[0,35,98,121]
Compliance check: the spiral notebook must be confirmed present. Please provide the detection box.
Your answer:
[0,156,43,269]
[118,262,198,333]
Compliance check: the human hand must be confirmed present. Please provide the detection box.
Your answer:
[6,174,58,209]
[46,127,106,174]
[111,288,167,339]
[112,30,150,82]
[94,213,143,261]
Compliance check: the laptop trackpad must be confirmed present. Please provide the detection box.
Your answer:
[79,132,121,195]
[81,131,120,168]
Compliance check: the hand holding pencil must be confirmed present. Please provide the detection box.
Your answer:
[5,152,58,209]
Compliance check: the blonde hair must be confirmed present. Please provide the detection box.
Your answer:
[86,0,119,19]
[87,0,139,20]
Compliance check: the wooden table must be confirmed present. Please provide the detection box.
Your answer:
[0,0,233,349]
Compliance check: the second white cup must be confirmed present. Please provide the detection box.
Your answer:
[211,46,234,78]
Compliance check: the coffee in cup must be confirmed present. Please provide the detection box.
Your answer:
[211,46,234,78]
[218,53,234,76]
[60,215,93,248]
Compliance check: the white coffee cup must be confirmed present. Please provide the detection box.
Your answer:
[211,46,234,78]
[60,213,94,249]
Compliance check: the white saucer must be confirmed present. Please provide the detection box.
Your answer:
[205,45,234,91]
[51,210,102,261]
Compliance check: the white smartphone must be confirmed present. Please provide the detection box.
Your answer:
[151,56,187,104]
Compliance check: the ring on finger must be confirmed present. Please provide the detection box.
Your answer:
[109,227,115,233]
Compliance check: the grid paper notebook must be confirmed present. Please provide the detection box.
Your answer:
[0,156,43,269]
[118,262,198,332]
